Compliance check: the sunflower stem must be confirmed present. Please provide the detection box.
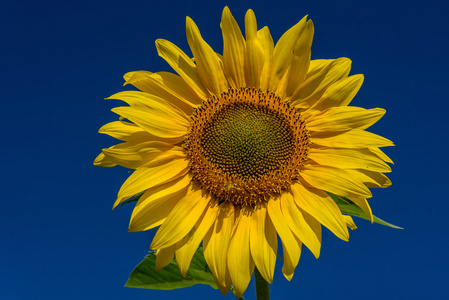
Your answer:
[255,267,270,300]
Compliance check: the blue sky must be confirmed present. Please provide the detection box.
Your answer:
[1,0,447,299]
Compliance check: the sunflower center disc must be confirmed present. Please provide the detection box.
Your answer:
[201,104,293,178]
[184,88,310,207]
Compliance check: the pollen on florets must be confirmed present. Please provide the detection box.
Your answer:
[183,88,310,207]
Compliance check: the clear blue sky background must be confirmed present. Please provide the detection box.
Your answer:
[1,0,447,299]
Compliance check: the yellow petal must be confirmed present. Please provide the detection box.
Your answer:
[221,6,246,88]
[267,198,301,278]
[203,202,235,287]
[273,65,291,100]
[186,16,228,94]
[150,188,211,249]
[155,39,208,99]
[102,142,182,170]
[98,120,151,142]
[286,20,314,97]
[291,57,352,108]
[291,183,350,241]
[306,106,386,131]
[301,210,322,247]
[244,9,265,88]
[111,106,188,139]
[310,74,364,110]
[227,206,255,298]
[250,204,277,284]
[349,196,373,222]
[306,59,334,78]
[93,152,117,167]
[115,156,189,208]
[155,245,176,271]
[128,175,191,232]
[123,71,202,112]
[269,16,308,93]
[281,236,302,281]
[257,26,274,91]
[280,193,321,258]
[369,147,394,164]
[343,215,357,230]
[310,129,394,148]
[107,91,190,125]
[308,148,392,173]
[347,169,392,188]
[213,263,232,296]
[300,165,372,199]
[175,200,219,276]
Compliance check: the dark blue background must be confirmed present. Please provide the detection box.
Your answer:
[1,0,446,299]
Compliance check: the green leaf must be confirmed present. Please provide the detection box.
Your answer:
[329,193,403,229]
[117,191,145,210]
[125,247,218,290]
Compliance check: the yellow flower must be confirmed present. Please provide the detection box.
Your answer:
[94,6,393,297]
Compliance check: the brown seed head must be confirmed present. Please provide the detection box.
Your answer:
[183,88,310,207]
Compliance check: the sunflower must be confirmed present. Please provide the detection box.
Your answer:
[94,6,393,297]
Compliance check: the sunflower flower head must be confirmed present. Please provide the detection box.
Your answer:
[95,6,393,298]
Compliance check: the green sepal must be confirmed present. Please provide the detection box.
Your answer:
[117,191,145,210]
[328,193,403,229]
[125,247,218,290]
